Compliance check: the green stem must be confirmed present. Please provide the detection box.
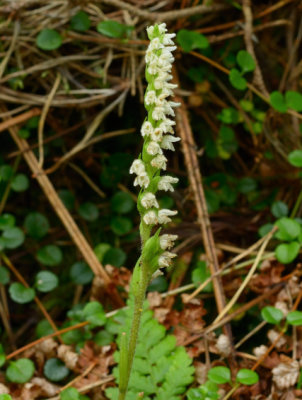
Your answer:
[118,262,149,400]
[290,188,302,218]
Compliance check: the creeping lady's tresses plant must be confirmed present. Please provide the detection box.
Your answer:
[118,23,180,400]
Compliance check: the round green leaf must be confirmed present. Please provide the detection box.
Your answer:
[24,212,49,239]
[60,387,80,400]
[236,50,256,73]
[0,165,13,181]
[110,216,132,235]
[288,150,302,167]
[0,214,15,230]
[111,191,135,214]
[9,282,35,304]
[236,369,259,385]
[147,275,168,293]
[208,366,231,384]
[271,201,288,218]
[70,11,91,32]
[261,306,283,324]
[11,174,29,192]
[83,301,106,327]
[58,189,75,210]
[44,358,69,382]
[18,128,30,139]
[94,243,111,262]
[229,68,247,90]
[37,245,63,266]
[36,29,62,50]
[36,319,54,338]
[103,247,126,267]
[94,330,114,346]
[97,20,132,38]
[78,202,99,222]
[237,177,257,194]
[275,241,300,264]
[176,29,209,52]
[35,271,58,292]
[239,99,254,112]
[6,358,35,383]
[270,91,288,113]
[0,395,12,400]
[70,261,94,285]
[0,266,10,285]
[285,91,302,112]
[275,217,301,241]
[286,310,302,326]
[2,227,24,249]
[258,223,274,237]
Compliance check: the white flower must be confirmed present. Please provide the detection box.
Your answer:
[157,23,167,34]
[152,107,166,121]
[141,193,159,209]
[161,135,180,151]
[151,154,167,170]
[129,159,145,175]
[169,101,181,108]
[158,175,179,192]
[141,121,154,137]
[145,90,157,106]
[158,209,178,224]
[159,234,178,250]
[149,38,163,51]
[150,127,164,142]
[147,62,159,75]
[162,33,176,45]
[134,173,150,188]
[163,101,175,116]
[159,119,175,134]
[146,25,154,38]
[146,141,162,156]
[143,210,158,225]
[158,251,177,267]
[145,50,157,64]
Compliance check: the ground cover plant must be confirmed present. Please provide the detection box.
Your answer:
[0,1,302,399]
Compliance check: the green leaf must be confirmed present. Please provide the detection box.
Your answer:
[148,276,168,293]
[191,261,212,292]
[111,191,135,214]
[37,245,63,266]
[70,261,94,285]
[44,358,69,382]
[286,310,302,326]
[36,319,54,338]
[285,91,302,112]
[110,216,132,235]
[1,227,24,249]
[83,301,106,326]
[261,306,284,324]
[94,243,111,262]
[288,150,302,167]
[97,20,133,38]
[0,266,10,285]
[58,189,75,210]
[258,223,274,237]
[271,201,288,218]
[208,366,231,384]
[11,174,29,192]
[270,91,288,113]
[9,282,35,304]
[0,344,6,367]
[36,29,62,50]
[236,50,256,73]
[70,11,91,32]
[239,99,254,112]
[94,330,114,346]
[0,214,15,230]
[275,217,301,241]
[0,165,13,181]
[229,68,247,90]
[103,247,126,267]
[35,271,58,292]
[217,125,238,159]
[0,395,12,400]
[24,212,50,239]
[176,29,209,52]
[60,387,81,400]
[217,107,239,124]
[78,202,99,221]
[236,369,259,385]
[275,241,300,264]
[6,358,35,383]
[205,189,220,214]
[18,128,30,139]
